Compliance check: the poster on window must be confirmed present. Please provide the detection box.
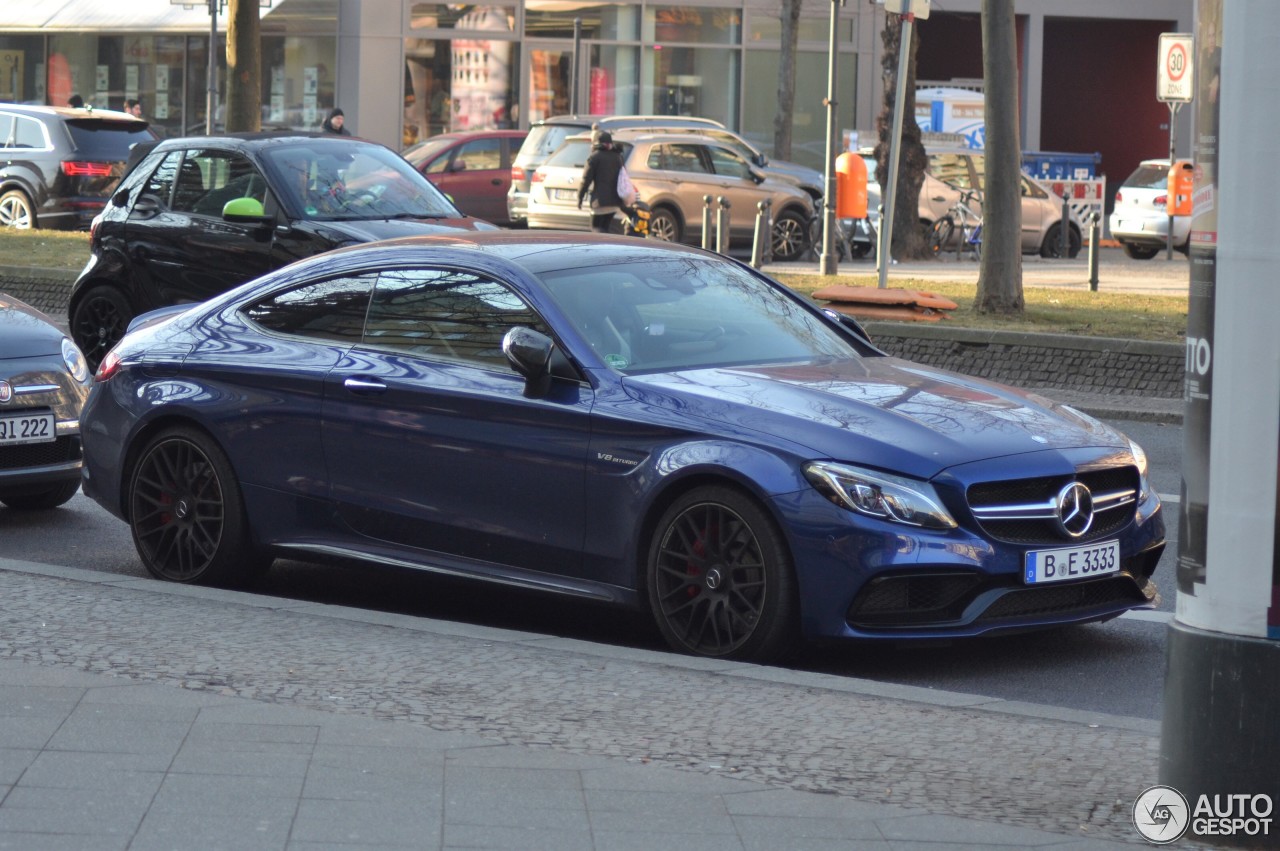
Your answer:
[0,50,21,102]
[451,7,513,131]
[155,92,169,120]
[95,64,109,96]
[125,65,138,101]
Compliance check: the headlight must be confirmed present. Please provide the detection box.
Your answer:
[61,338,89,383]
[803,461,957,530]
[1128,438,1152,501]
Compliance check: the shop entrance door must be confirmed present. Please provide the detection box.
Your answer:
[524,41,579,124]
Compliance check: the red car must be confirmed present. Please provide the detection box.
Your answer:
[403,129,527,226]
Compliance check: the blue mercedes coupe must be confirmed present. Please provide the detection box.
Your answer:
[79,232,1165,662]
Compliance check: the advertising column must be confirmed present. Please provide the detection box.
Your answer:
[1160,1,1280,847]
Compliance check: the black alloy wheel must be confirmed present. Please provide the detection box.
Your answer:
[647,486,798,662]
[71,286,132,371]
[1040,222,1082,259]
[128,427,266,585]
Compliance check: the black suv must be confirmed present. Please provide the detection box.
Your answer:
[0,103,156,230]
[69,132,493,367]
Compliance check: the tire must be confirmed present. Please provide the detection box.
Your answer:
[1040,222,1082,259]
[1123,242,1160,261]
[128,426,268,586]
[770,209,809,262]
[927,216,956,257]
[647,206,682,244]
[0,189,35,229]
[70,286,133,371]
[646,485,799,662]
[0,480,80,510]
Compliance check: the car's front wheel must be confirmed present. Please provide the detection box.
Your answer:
[70,286,133,371]
[0,481,80,510]
[646,485,799,662]
[0,189,35,229]
[1122,242,1160,260]
[647,206,682,244]
[128,426,268,586]
[770,209,809,262]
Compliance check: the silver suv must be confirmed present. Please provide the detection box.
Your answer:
[508,114,822,225]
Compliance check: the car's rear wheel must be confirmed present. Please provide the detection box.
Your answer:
[0,189,35,229]
[647,206,682,244]
[1123,242,1160,260]
[0,480,80,510]
[770,209,808,262]
[71,286,133,371]
[1040,222,1082,258]
[128,426,267,586]
[646,485,798,662]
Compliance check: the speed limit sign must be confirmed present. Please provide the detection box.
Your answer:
[1158,33,1194,102]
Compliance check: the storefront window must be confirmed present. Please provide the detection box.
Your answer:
[742,48,855,170]
[746,13,854,45]
[524,2,640,41]
[409,3,517,32]
[588,45,639,115]
[404,36,519,147]
[642,46,738,127]
[261,36,338,132]
[0,36,43,103]
[644,6,742,45]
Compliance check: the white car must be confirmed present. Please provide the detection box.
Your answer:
[1109,159,1191,260]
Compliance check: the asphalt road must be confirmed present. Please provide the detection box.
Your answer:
[0,418,1183,723]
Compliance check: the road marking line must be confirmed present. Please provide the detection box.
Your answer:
[1120,609,1174,624]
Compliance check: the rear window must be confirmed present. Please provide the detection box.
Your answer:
[1123,164,1172,190]
[544,139,592,168]
[66,120,155,161]
[516,124,588,166]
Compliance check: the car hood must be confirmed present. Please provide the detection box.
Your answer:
[0,295,64,358]
[766,158,824,189]
[623,357,1124,480]
[306,215,498,244]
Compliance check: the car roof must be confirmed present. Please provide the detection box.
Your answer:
[151,131,379,151]
[0,102,145,124]
[532,114,725,131]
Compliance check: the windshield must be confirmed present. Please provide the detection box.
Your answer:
[262,140,461,221]
[537,257,857,373]
[402,136,455,168]
[1124,164,1172,190]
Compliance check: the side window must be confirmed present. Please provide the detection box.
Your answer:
[667,144,710,174]
[13,116,46,149]
[707,146,752,180]
[141,151,182,206]
[455,138,502,171]
[424,152,451,175]
[172,150,273,216]
[646,145,667,170]
[364,268,549,368]
[0,114,13,148]
[241,274,376,343]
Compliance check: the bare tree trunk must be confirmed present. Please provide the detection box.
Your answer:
[773,0,803,160]
[975,0,1023,313]
[873,12,929,261]
[225,0,261,133]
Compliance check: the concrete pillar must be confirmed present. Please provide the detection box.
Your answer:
[1020,12,1043,152]
[336,0,404,150]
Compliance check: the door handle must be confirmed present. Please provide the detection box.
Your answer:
[490,178,501,185]
[343,377,387,394]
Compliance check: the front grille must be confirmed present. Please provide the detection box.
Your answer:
[0,436,80,470]
[967,466,1140,545]
[976,575,1147,622]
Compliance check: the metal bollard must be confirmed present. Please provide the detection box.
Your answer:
[750,200,770,268]
[1087,212,1101,291]
[1059,192,1070,258]
[701,195,714,250]
[716,196,730,255]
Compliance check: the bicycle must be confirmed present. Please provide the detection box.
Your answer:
[927,188,983,260]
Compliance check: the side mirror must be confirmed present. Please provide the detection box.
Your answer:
[749,167,766,184]
[755,153,769,167]
[502,326,554,398]
[448,160,467,172]
[222,196,271,224]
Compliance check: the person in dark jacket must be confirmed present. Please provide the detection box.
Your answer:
[577,131,626,233]
[322,107,351,135]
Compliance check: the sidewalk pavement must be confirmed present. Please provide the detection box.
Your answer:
[0,556,1158,850]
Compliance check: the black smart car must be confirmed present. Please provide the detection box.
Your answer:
[69,132,494,367]
[0,103,156,230]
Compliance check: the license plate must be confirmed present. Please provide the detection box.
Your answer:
[0,412,56,446]
[1024,539,1120,584]
[553,188,579,201]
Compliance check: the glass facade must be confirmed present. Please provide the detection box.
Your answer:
[0,0,859,165]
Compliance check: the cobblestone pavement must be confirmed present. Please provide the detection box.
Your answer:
[0,560,1158,846]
